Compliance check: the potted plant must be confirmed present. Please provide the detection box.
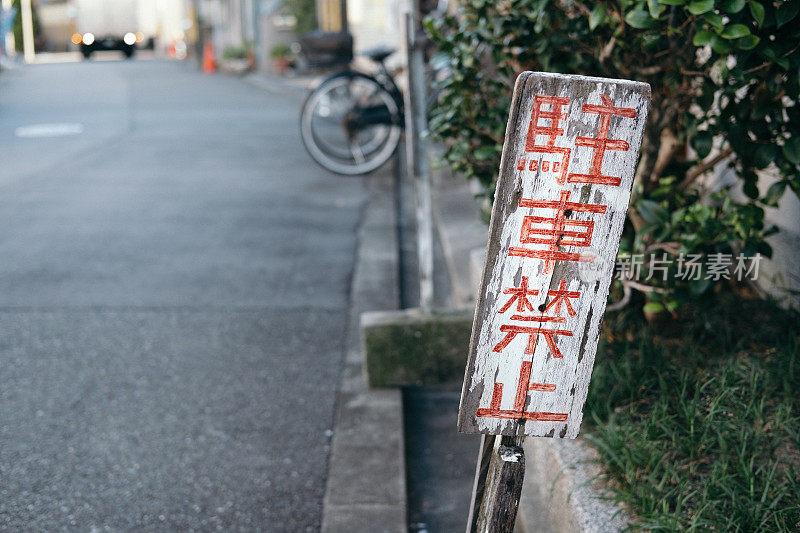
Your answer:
[270,43,292,75]
[221,42,255,74]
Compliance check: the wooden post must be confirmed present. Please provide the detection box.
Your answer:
[459,72,650,530]
[476,436,525,533]
[467,435,525,533]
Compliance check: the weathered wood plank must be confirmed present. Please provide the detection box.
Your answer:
[458,72,650,438]
[474,436,525,533]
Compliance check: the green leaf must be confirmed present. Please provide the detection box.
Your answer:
[721,0,746,13]
[638,199,670,225]
[743,177,760,199]
[704,12,725,31]
[748,1,765,27]
[658,0,685,4]
[589,4,607,30]
[688,0,714,14]
[720,23,751,39]
[764,181,786,206]
[753,144,777,169]
[473,146,497,160]
[626,9,657,28]
[776,1,800,27]
[643,302,665,313]
[710,34,732,53]
[648,0,666,18]
[781,136,800,165]
[737,34,760,50]
[693,29,715,45]
[692,131,714,158]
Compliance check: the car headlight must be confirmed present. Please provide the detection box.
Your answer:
[124,32,136,46]
[82,33,95,45]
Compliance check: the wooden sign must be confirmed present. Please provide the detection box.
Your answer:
[459,72,650,439]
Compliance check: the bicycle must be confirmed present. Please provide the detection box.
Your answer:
[299,46,405,176]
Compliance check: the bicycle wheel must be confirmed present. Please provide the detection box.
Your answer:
[300,72,403,175]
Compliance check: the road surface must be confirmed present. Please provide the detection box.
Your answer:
[0,57,366,530]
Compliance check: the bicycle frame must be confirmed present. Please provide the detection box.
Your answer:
[344,65,404,134]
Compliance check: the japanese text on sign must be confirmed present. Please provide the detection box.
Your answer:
[459,72,650,438]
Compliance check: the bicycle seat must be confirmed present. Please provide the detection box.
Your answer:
[362,46,395,64]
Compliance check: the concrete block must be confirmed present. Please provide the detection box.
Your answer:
[518,438,631,533]
[362,308,474,388]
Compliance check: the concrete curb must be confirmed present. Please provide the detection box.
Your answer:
[518,439,630,533]
[429,151,631,532]
[321,166,407,532]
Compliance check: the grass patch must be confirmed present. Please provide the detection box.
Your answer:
[585,294,800,531]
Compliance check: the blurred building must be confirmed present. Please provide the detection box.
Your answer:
[346,0,401,54]
[196,0,257,58]
[37,0,71,51]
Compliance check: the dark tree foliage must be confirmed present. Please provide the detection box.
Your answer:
[426,0,800,312]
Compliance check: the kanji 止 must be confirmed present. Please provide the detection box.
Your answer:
[475,361,568,422]
[517,95,572,184]
[508,190,607,273]
[567,94,637,187]
[493,278,580,359]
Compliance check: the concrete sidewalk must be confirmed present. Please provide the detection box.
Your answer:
[321,161,407,532]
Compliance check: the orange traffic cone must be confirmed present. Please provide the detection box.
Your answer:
[202,43,216,73]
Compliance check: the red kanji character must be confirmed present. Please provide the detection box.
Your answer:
[493,278,581,358]
[544,280,580,317]
[498,276,538,313]
[567,94,637,187]
[527,95,570,147]
[509,190,607,273]
[518,95,572,185]
[476,361,567,422]
[493,324,572,358]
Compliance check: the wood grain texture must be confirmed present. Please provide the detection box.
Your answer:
[458,72,650,438]
[474,436,525,533]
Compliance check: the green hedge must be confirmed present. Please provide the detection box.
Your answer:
[426,0,800,311]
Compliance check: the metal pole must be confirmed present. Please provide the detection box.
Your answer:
[20,0,34,63]
[404,8,434,311]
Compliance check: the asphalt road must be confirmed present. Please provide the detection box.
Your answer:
[0,57,367,530]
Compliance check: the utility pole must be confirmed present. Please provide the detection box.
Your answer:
[20,0,33,63]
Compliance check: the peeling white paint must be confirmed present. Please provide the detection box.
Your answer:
[459,72,650,439]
